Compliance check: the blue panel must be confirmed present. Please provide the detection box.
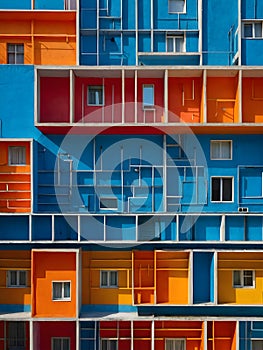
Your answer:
[241,0,263,19]
[80,216,104,241]
[122,0,136,29]
[106,216,136,240]
[81,304,137,313]
[123,34,136,65]
[0,0,31,8]
[247,216,263,241]
[0,216,29,241]
[138,0,151,29]
[193,252,214,303]
[54,216,78,240]
[138,33,151,52]
[81,10,97,29]
[0,304,31,312]
[32,216,52,240]
[35,0,64,9]
[225,216,244,241]
[242,40,263,65]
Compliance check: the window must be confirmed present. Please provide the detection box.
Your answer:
[167,35,185,53]
[168,0,185,13]
[52,281,71,301]
[210,140,232,160]
[252,340,263,350]
[100,197,118,210]
[211,177,233,202]
[88,86,104,105]
[101,339,117,350]
[7,44,24,64]
[100,270,118,288]
[166,339,186,350]
[7,271,26,287]
[143,84,154,108]
[233,270,255,288]
[8,322,26,349]
[8,146,26,165]
[243,22,263,38]
[52,337,70,350]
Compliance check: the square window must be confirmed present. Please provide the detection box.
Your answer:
[211,177,233,202]
[168,0,185,13]
[165,338,186,350]
[100,270,118,288]
[233,270,255,288]
[143,85,154,108]
[87,86,104,106]
[52,337,70,350]
[210,140,232,160]
[100,197,118,210]
[244,23,253,37]
[7,44,24,64]
[243,22,263,38]
[8,146,26,165]
[7,271,27,287]
[167,35,185,53]
[8,322,26,348]
[101,339,117,350]
[52,281,71,301]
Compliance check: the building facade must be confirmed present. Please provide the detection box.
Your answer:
[1,0,263,349]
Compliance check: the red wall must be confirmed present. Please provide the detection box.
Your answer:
[33,321,76,350]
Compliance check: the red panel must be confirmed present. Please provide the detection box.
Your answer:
[33,321,76,350]
[40,77,70,122]
[74,77,122,123]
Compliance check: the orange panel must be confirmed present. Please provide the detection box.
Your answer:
[32,251,77,318]
[242,78,263,123]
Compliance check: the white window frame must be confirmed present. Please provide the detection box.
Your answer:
[143,84,155,109]
[166,34,186,53]
[87,85,104,106]
[165,338,186,350]
[233,270,255,289]
[168,0,186,13]
[52,337,70,350]
[101,338,118,350]
[99,197,118,210]
[100,270,118,288]
[7,270,27,288]
[242,21,263,38]
[8,146,26,166]
[52,281,71,301]
[211,176,234,202]
[210,140,232,160]
[8,322,26,349]
[7,43,24,64]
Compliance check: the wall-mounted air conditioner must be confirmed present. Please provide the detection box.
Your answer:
[238,207,249,213]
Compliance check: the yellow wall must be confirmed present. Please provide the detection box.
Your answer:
[0,250,31,305]
[218,252,263,304]
[82,251,133,305]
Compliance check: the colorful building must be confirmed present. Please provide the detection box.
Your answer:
[1,0,263,349]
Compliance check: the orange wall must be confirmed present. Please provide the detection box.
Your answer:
[242,78,263,122]
[168,77,202,123]
[0,250,31,305]
[0,12,76,65]
[0,141,31,213]
[207,77,239,123]
[32,251,76,317]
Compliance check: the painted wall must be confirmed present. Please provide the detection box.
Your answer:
[33,321,76,350]
[242,78,263,122]
[0,251,31,310]
[32,251,77,317]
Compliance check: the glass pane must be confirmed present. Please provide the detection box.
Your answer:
[244,24,253,37]
[10,271,17,285]
[53,338,61,350]
[252,340,263,350]
[255,23,262,37]
[143,85,154,106]
[16,53,24,64]
[53,282,62,299]
[233,271,241,286]
[101,271,108,286]
[19,271,26,286]
[64,282,71,298]
[63,338,70,350]
[109,340,117,350]
[101,340,107,350]
[169,0,185,12]
[88,86,103,105]
[243,270,253,286]
[167,38,174,52]
[211,142,220,159]
[211,178,220,201]
[222,178,232,201]
[221,142,231,159]
[175,37,184,52]
[8,44,15,52]
[8,53,15,64]
[110,271,117,287]
[16,44,24,53]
